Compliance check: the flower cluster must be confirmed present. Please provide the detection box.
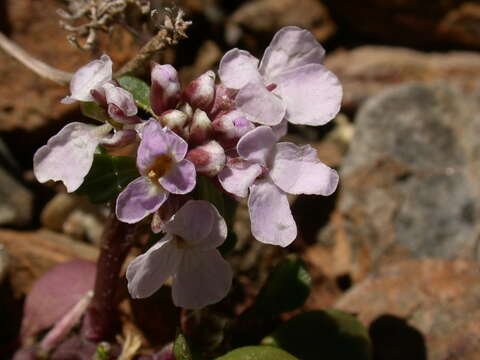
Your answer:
[33,26,342,309]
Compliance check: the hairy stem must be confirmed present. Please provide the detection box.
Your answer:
[82,213,139,341]
[0,32,72,85]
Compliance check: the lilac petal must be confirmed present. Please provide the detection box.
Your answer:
[271,118,288,140]
[103,82,137,117]
[237,126,277,166]
[248,179,297,247]
[218,158,262,198]
[164,200,227,248]
[126,236,182,298]
[151,63,181,115]
[270,142,339,195]
[159,159,196,194]
[273,63,342,126]
[61,55,112,103]
[33,122,107,192]
[235,82,286,126]
[218,49,262,89]
[99,129,137,148]
[172,249,232,309]
[116,176,168,224]
[137,120,188,174]
[259,26,325,80]
[107,104,142,125]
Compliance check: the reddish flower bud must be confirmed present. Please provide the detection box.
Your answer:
[183,71,216,111]
[151,63,181,115]
[212,110,255,148]
[186,141,226,176]
[189,109,213,146]
[160,109,188,136]
[210,84,237,117]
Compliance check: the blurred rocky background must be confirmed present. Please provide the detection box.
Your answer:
[2,0,480,359]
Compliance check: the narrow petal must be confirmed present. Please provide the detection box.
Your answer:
[218,158,262,198]
[273,63,342,126]
[103,82,137,117]
[172,249,232,309]
[237,126,276,166]
[33,122,103,192]
[164,200,227,248]
[62,55,112,103]
[218,49,262,89]
[116,177,168,224]
[270,142,339,195]
[248,179,297,247]
[159,159,196,194]
[126,236,182,298]
[259,26,325,80]
[235,82,286,126]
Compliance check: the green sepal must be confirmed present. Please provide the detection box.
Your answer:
[174,332,193,360]
[81,101,110,122]
[117,75,153,114]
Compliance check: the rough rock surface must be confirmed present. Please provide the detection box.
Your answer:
[318,83,480,282]
[325,46,480,111]
[335,259,480,360]
[324,0,480,48]
[226,0,335,46]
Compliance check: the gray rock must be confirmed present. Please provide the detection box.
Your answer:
[321,83,480,280]
[0,166,33,227]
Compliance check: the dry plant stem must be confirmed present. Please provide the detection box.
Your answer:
[82,212,140,341]
[0,32,72,85]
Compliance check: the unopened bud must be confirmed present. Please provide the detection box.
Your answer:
[186,141,226,176]
[151,63,181,115]
[212,110,255,147]
[189,109,212,145]
[159,110,188,135]
[183,70,216,111]
[210,84,237,117]
[178,102,193,119]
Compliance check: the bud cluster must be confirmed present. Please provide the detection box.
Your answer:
[33,26,343,309]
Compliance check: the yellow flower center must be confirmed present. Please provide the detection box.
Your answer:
[147,154,173,182]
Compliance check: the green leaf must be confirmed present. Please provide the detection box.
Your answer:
[81,101,109,122]
[174,333,193,360]
[76,153,139,203]
[262,310,372,360]
[117,75,152,113]
[215,346,299,360]
[252,255,311,316]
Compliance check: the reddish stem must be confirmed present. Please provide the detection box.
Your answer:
[82,213,139,341]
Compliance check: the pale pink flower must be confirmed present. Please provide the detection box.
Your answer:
[126,200,232,309]
[218,26,342,127]
[115,119,196,224]
[219,126,338,247]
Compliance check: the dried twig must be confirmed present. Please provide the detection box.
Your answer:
[115,7,191,77]
[0,32,73,85]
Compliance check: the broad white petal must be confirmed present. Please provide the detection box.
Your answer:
[218,158,262,198]
[172,249,232,309]
[248,179,297,247]
[219,49,262,89]
[33,122,104,192]
[126,236,182,298]
[237,126,276,166]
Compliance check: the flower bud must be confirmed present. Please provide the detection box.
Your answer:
[151,63,181,115]
[183,70,216,111]
[212,110,255,148]
[210,84,237,117]
[186,141,226,176]
[189,109,213,146]
[178,102,193,119]
[159,109,188,135]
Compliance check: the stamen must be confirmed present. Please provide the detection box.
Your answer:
[146,154,173,182]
